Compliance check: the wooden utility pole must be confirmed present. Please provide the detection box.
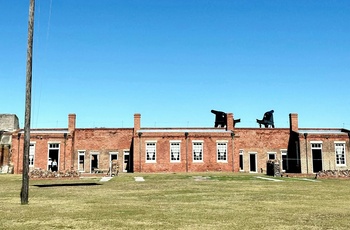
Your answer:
[21,0,35,205]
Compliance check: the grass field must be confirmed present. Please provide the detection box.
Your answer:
[1,173,350,230]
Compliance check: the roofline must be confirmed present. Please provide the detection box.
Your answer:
[18,129,69,134]
[138,129,232,133]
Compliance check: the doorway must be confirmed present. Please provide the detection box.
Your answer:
[249,153,257,173]
[78,151,85,172]
[90,153,99,173]
[48,143,60,171]
[311,143,323,173]
[312,149,323,173]
[281,150,287,172]
[123,151,130,172]
[239,150,244,171]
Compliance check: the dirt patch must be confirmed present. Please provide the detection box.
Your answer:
[193,176,211,181]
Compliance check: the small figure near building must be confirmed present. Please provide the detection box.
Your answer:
[48,158,52,171]
[52,159,58,172]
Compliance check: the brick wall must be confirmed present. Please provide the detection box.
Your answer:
[234,128,290,173]
[8,112,350,175]
[133,130,236,173]
[299,132,350,174]
[73,128,133,173]
[11,130,73,173]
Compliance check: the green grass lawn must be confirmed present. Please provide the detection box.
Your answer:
[1,173,350,230]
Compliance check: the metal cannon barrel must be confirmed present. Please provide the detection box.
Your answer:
[256,110,275,128]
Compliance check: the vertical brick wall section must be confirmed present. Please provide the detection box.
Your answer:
[299,132,350,174]
[289,113,298,132]
[235,128,290,173]
[134,131,236,173]
[73,128,133,173]
[11,131,72,173]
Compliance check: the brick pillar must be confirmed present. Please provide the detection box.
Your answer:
[68,114,76,133]
[133,114,142,172]
[134,114,141,134]
[226,113,234,131]
[289,113,298,132]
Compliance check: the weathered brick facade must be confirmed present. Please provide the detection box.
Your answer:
[8,112,350,175]
[11,129,73,174]
[133,129,236,173]
[0,114,19,172]
[298,130,350,174]
[73,128,133,173]
[234,128,290,173]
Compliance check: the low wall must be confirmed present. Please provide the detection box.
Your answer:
[29,168,80,179]
[316,170,350,179]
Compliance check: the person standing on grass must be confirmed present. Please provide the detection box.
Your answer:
[52,159,58,172]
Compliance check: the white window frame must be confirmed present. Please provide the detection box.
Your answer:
[110,152,118,161]
[78,150,85,172]
[48,142,60,147]
[267,152,276,160]
[217,141,228,162]
[48,142,60,171]
[311,141,323,149]
[146,141,156,163]
[170,141,181,163]
[29,142,36,167]
[239,150,244,171]
[335,142,346,166]
[192,141,203,162]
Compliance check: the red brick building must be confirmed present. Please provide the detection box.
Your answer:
[8,112,350,175]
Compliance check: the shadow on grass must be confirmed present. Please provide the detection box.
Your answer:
[33,182,102,187]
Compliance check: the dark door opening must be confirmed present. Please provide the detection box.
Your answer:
[250,153,256,172]
[282,154,287,172]
[48,143,60,171]
[91,154,98,172]
[79,154,85,172]
[239,154,243,171]
[312,149,322,173]
[124,153,130,172]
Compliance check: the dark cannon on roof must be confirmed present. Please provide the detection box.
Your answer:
[256,110,275,128]
[211,110,241,128]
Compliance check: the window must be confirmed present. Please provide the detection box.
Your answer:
[335,142,346,166]
[268,152,276,160]
[311,143,322,149]
[193,141,203,162]
[170,141,181,162]
[217,142,227,162]
[239,150,244,171]
[29,143,35,167]
[110,152,118,161]
[49,143,59,149]
[146,142,156,163]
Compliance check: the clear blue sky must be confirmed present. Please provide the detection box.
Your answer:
[1,0,349,129]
